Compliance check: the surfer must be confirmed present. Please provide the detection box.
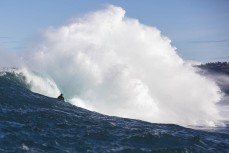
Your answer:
[57,93,65,101]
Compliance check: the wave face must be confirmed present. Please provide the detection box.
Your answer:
[0,68,60,98]
[0,71,229,152]
[25,5,223,126]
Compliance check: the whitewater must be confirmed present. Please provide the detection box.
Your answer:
[1,5,226,127]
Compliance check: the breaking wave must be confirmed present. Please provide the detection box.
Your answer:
[3,5,224,127]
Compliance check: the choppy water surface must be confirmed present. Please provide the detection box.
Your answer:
[0,72,229,153]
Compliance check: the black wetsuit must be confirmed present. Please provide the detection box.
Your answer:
[57,95,64,101]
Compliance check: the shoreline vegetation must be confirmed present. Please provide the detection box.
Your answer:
[197,61,229,75]
[196,61,229,96]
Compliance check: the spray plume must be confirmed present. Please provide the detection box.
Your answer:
[26,5,223,126]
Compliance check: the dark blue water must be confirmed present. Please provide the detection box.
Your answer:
[0,71,229,153]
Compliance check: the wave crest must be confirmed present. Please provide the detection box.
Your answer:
[24,5,223,126]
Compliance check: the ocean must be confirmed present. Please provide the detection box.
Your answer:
[0,69,229,153]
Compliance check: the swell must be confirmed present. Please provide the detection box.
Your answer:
[0,78,228,152]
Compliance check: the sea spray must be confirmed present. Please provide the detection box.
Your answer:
[26,5,223,126]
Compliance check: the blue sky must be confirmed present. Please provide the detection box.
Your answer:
[0,0,228,62]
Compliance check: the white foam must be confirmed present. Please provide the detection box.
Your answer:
[25,5,223,126]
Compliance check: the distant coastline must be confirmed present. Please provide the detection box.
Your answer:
[197,61,229,75]
[196,61,229,96]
